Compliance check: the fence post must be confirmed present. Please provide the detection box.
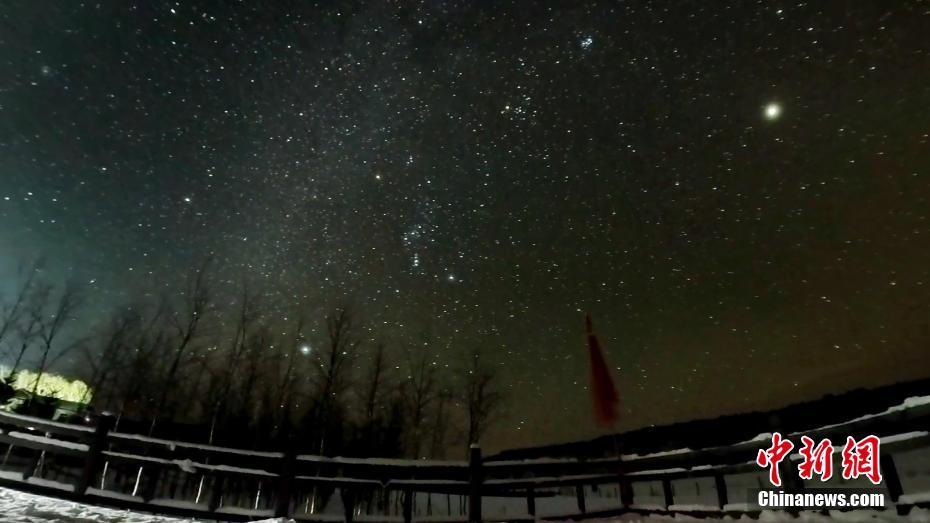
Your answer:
[776,459,803,517]
[275,445,297,517]
[342,487,356,523]
[208,473,226,512]
[468,444,482,523]
[661,478,674,510]
[75,413,115,497]
[714,473,728,510]
[403,488,414,523]
[140,466,162,502]
[526,487,536,516]
[575,484,587,513]
[881,453,903,503]
[617,452,634,508]
[619,479,634,507]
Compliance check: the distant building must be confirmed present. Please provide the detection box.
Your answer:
[0,366,92,420]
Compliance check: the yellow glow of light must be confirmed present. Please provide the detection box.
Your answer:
[0,367,92,404]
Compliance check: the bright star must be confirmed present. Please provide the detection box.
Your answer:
[300,344,312,355]
[764,102,782,120]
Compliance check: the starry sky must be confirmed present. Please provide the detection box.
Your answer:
[1,1,928,452]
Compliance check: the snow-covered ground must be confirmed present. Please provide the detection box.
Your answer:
[0,487,294,523]
[0,487,200,522]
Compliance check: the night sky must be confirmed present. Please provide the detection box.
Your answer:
[1,1,928,452]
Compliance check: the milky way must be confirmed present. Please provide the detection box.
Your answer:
[1,1,928,451]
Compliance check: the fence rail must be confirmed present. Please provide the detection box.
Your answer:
[0,399,927,521]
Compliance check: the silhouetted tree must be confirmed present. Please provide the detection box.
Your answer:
[111,300,167,428]
[0,259,43,351]
[29,280,84,402]
[235,324,274,438]
[274,310,308,440]
[460,349,504,447]
[206,285,259,444]
[149,259,211,435]
[6,283,50,381]
[402,338,438,458]
[309,305,360,454]
[429,386,454,459]
[363,341,388,428]
[80,307,141,406]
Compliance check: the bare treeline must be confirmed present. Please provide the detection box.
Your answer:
[0,260,505,458]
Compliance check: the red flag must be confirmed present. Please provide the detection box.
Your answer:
[586,314,619,426]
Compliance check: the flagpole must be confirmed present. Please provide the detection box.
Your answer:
[584,313,629,507]
[611,419,632,507]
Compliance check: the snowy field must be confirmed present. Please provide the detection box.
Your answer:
[3,487,930,523]
[0,487,203,522]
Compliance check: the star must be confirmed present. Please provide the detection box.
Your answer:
[764,102,782,121]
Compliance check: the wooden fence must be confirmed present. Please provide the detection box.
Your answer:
[0,399,927,521]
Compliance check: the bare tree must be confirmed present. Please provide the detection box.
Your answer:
[356,341,390,452]
[429,386,454,459]
[29,280,84,401]
[402,340,438,458]
[205,285,259,444]
[0,258,43,349]
[149,259,211,435]
[310,306,360,454]
[6,283,51,381]
[274,310,308,439]
[111,299,168,427]
[460,349,504,447]
[80,307,141,406]
[363,341,388,427]
[236,324,274,430]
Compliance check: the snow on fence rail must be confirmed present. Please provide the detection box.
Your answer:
[0,397,926,521]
